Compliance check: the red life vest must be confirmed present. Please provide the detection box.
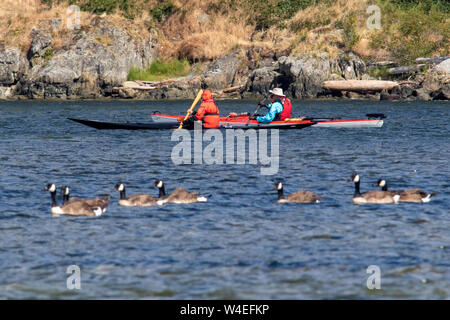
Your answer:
[195,90,220,128]
[279,97,292,120]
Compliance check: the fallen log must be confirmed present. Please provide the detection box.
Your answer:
[416,56,450,64]
[388,64,426,75]
[122,81,155,90]
[322,80,398,92]
[368,61,397,67]
[223,85,244,93]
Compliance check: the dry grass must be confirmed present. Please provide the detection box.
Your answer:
[0,0,151,54]
[1,0,447,65]
[158,8,255,61]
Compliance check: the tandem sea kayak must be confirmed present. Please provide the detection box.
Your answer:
[151,113,385,128]
[68,113,385,130]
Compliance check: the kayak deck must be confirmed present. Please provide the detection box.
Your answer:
[151,113,384,128]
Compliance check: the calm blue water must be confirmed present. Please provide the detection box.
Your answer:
[0,99,448,299]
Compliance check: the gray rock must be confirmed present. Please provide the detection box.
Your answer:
[202,53,239,90]
[380,90,400,101]
[335,52,366,79]
[243,52,367,99]
[431,82,450,100]
[21,18,157,99]
[144,75,203,100]
[243,66,281,98]
[414,88,432,101]
[28,28,52,59]
[0,47,28,86]
[434,59,450,74]
[421,69,449,100]
[278,55,331,98]
[391,85,414,98]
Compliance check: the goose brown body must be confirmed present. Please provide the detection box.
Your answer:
[376,179,438,203]
[46,184,102,217]
[61,186,109,212]
[114,183,158,206]
[154,180,208,205]
[275,182,322,203]
[351,175,399,204]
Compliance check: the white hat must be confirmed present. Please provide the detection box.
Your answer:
[268,88,285,97]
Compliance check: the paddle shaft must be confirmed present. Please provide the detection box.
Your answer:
[177,89,203,129]
[246,95,268,126]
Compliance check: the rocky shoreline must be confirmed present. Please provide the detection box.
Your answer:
[1,18,449,102]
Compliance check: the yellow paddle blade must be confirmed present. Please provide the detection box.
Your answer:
[177,89,203,130]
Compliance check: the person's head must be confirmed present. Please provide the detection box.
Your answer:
[202,89,213,101]
[268,88,285,100]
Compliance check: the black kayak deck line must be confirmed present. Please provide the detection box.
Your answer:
[67,118,316,130]
[68,118,178,130]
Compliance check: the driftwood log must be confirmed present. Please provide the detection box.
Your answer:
[122,81,155,90]
[388,64,426,75]
[322,80,398,92]
[416,56,450,64]
[223,85,244,93]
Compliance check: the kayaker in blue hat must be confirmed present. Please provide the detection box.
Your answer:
[256,88,292,123]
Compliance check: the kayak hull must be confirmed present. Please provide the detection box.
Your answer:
[312,119,383,128]
[68,118,178,130]
[68,117,315,130]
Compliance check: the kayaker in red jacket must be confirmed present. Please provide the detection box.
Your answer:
[185,89,220,129]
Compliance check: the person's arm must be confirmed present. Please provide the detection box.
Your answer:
[195,104,206,121]
[256,102,283,123]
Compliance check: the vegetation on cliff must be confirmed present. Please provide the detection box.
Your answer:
[0,0,448,84]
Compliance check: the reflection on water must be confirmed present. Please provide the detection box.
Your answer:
[0,99,449,299]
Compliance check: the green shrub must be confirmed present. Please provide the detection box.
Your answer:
[149,1,177,22]
[127,59,190,81]
[371,0,449,64]
[342,14,360,49]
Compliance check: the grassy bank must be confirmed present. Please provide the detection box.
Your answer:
[127,59,190,81]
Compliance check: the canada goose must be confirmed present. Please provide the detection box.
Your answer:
[376,179,439,203]
[154,180,209,205]
[60,186,110,213]
[114,183,158,207]
[45,183,102,217]
[274,181,322,203]
[351,174,400,205]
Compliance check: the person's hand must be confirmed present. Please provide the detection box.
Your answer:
[257,101,266,107]
[182,115,196,126]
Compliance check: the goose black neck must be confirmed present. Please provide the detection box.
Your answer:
[50,191,58,207]
[277,187,284,200]
[159,185,166,198]
[354,181,361,196]
[382,184,388,191]
[119,188,126,200]
[63,194,69,205]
